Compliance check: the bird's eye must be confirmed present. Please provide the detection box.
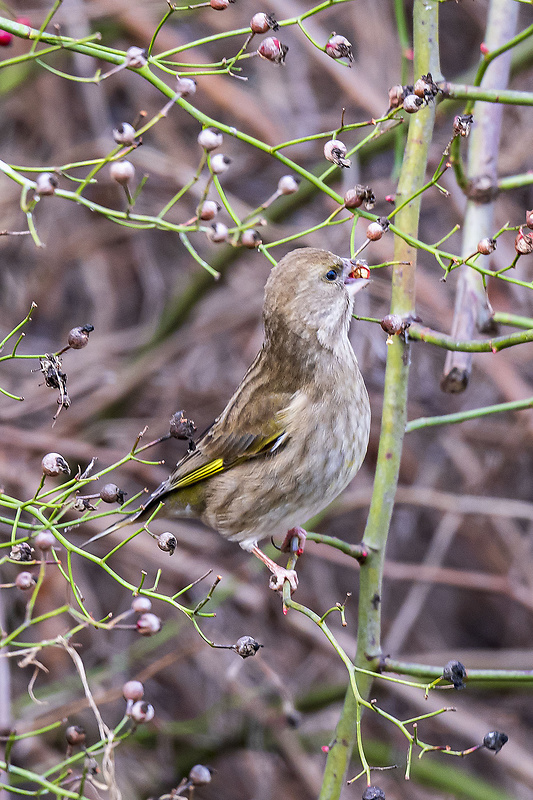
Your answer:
[325,269,337,281]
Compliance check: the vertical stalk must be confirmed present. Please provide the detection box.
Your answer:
[319,2,441,797]
[442,0,519,390]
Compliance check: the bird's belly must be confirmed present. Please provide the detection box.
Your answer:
[201,390,370,550]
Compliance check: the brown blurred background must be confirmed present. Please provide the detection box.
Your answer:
[1,1,533,798]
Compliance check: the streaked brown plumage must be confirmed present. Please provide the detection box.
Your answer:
[91,248,371,590]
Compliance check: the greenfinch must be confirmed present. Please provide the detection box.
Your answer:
[91,248,370,591]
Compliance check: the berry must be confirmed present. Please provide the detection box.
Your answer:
[123,680,144,702]
[131,596,152,613]
[110,160,135,186]
[67,324,94,349]
[250,13,278,34]
[136,613,162,636]
[189,765,212,785]
[113,123,137,145]
[99,484,126,504]
[65,725,86,746]
[157,532,177,554]
[35,173,59,196]
[15,571,35,591]
[42,453,70,477]
[324,139,350,168]
[233,635,263,658]
[130,701,154,723]
[277,175,299,195]
[34,532,55,551]
[208,222,229,243]
[403,94,423,113]
[198,127,223,151]
[257,37,288,64]
[176,76,196,97]
[477,237,496,256]
[198,200,220,220]
[210,154,231,174]
[325,34,353,61]
[241,229,262,248]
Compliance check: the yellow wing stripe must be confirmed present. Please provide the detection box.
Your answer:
[174,457,225,488]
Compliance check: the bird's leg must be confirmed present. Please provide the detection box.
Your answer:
[279,526,307,556]
[250,545,298,593]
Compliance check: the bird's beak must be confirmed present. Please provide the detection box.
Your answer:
[341,258,371,296]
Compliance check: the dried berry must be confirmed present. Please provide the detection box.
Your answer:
[241,229,262,248]
[131,596,152,613]
[189,764,212,785]
[113,122,137,145]
[130,701,154,723]
[277,175,300,195]
[210,154,231,175]
[99,484,126,504]
[413,72,439,101]
[136,613,162,636]
[15,571,36,590]
[403,94,423,113]
[67,324,94,349]
[257,37,288,64]
[344,189,363,209]
[515,227,533,255]
[233,635,263,658]
[362,788,385,800]
[380,314,405,336]
[453,114,473,138]
[443,659,467,690]
[324,139,351,168]
[388,84,405,110]
[125,46,147,69]
[526,209,533,230]
[169,410,197,440]
[198,200,220,221]
[325,33,353,61]
[157,532,177,555]
[35,172,59,196]
[366,218,389,241]
[65,725,86,746]
[210,0,234,8]
[42,453,70,477]
[250,12,278,34]
[198,127,223,151]
[483,731,508,753]
[477,237,496,256]
[10,542,34,561]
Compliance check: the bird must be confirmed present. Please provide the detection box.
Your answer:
[87,248,371,592]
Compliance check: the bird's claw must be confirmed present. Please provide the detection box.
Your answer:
[269,568,298,594]
[280,526,307,557]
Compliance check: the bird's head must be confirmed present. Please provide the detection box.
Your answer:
[263,248,369,351]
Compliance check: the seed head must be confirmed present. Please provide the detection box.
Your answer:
[403,94,423,113]
[515,227,533,255]
[157,532,177,555]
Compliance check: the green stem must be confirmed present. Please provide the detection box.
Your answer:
[319,4,440,797]
[406,396,533,432]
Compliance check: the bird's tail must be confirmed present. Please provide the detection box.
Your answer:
[82,508,144,547]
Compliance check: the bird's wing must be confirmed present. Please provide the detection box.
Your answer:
[162,389,297,495]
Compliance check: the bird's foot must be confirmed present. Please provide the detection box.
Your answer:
[280,526,307,557]
[250,545,298,594]
[268,566,298,594]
